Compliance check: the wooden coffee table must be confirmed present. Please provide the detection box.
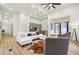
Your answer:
[32,39,43,54]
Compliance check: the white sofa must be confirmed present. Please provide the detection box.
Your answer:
[16,37,32,46]
[16,32,45,46]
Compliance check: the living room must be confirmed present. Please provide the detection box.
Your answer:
[0,3,49,55]
[0,3,79,55]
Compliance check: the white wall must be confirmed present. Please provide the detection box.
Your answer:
[19,14,28,32]
[19,15,41,32]
[48,4,79,40]
[12,14,41,36]
[29,18,41,24]
[40,19,48,31]
[0,13,41,37]
[11,14,20,36]
[0,5,41,37]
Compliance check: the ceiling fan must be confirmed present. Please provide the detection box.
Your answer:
[41,3,61,10]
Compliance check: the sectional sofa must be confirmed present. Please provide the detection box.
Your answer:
[16,32,46,46]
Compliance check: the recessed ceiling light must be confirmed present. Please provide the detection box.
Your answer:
[20,14,25,17]
[32,5,35,8]
[9,8,12,10]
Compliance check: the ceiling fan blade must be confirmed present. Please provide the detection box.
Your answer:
[41,3,48,5]
[43,4,49,8]
[52,5,55,9]
[48,6,50,10]
[52,3,61,5]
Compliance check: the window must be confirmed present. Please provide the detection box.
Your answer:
[61,22,69,34]
[54,23,61,35]
[53,22,69,35]
[61,22,67,34]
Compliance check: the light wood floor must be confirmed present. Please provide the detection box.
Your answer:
[0,34,79,55]
[68,41,79,55]
[0,35,34,55]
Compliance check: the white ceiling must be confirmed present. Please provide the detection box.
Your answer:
[0,3,48,20]
[0,3,78,20]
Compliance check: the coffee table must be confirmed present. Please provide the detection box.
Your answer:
[32,39,43,54]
